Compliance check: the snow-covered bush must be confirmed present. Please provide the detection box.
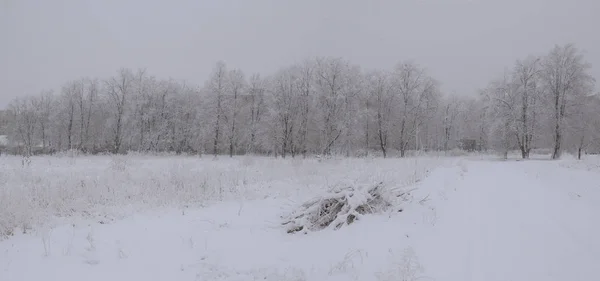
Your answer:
[282,181,403,233]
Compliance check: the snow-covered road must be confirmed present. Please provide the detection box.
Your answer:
[1,157,599,281]
[418,159,600,281]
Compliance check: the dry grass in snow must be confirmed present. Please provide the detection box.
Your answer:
[0,154,447,238]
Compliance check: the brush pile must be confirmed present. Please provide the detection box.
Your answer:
[282,181,404,234]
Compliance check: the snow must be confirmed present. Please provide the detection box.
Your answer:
[1,155,600,280]
[415,158,600,280]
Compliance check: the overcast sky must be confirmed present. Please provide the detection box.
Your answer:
[1,0,598,108]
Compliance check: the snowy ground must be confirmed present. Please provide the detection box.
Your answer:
[1,154,599,280]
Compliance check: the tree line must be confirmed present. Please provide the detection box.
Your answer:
[2,44,598,159]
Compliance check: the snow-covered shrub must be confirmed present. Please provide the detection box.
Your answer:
[282,181,401,233]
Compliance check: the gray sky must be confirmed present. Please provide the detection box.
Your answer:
[1,0,598,108]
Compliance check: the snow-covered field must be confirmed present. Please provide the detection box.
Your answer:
[1,154,599,280]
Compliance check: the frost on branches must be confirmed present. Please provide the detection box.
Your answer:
[282,182,405,234]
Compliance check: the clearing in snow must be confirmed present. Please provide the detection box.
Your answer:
[1,155,599,281]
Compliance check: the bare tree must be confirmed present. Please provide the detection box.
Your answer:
[442,96,464,154]
[105,68,134,154]
[482,57,546,160]
[485,74,518,159]
[270,67,299,158]
[413,78,439,152]
[33,90,54,152]
[168,82,201,154]
[247,73,267,154]
[392,62,436,157]
[72,78,99,152]
[295,60,314,157]
[2,46,596,158]
[314,57,355,155]
[512,56,541,158]
[131,69,151,151]
[207,61,228,156]
[340,65,363,157]
[60,80,84,150]
[541,44,594,159]
[365,70,393,157]
[226,69,246,157]
[569,94,600,159]
[8,97,38,156]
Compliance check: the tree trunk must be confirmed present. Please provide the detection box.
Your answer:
[520,82,530,159]
[113,114,122,154]
[378,129,386,158]
[552,118,561,159]
[577,133,585,160]
[503,120,510,160]
[551,90,562,160]
[213,96,221,156]
[67,104,74,150]
[365,100,369,155]
[399,118,407,157]
[229,88,238,158]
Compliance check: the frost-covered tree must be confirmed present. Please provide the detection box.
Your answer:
[105,68,134,154]
[226,69,246,157]
[485,74,518,159]
[567,94,600,159]
[246,73,267,154]
[392,62,438,157]
[8,97,38,156]
[294,60,315,157]
[206,61,228,156]
[512,56,542,158]
[32,90,54,152]
[541,44,595,159]
[484,59,543,159]
[2,44,596,158]
[441,96,464,153]
[313,57,358,155]
[268,67,301,158]
[78,79,98,152]
[365,70,393,157]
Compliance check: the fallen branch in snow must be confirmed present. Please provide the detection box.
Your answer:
[397,187,418,198]
[281,182,401,234]
[419,195,430,205]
